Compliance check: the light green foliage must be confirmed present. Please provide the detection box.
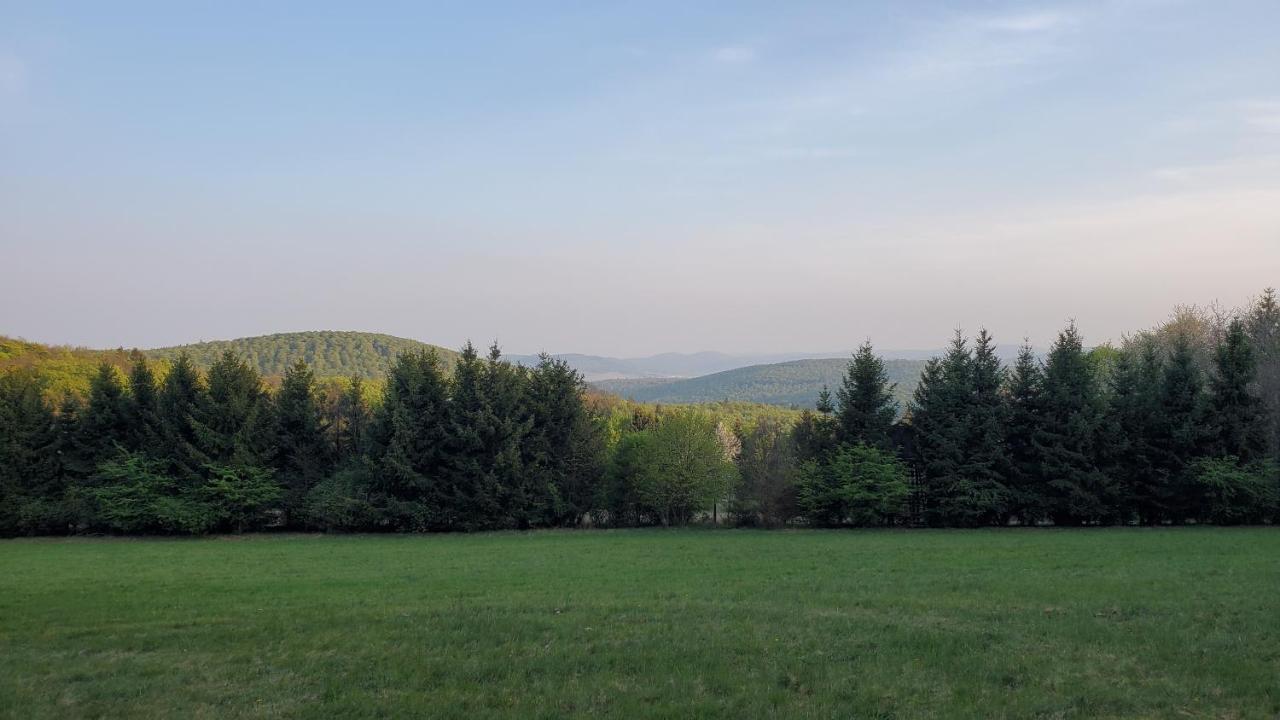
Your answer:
[1189,457,1278,524]
[199,464,282,533]
[620,411,738,525]
[798,444,909,527]
[88,451,218,534]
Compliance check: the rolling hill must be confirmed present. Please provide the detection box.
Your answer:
[591,357,929,409]
[145,331,460,379]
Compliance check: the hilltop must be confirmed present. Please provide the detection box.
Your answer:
[145,331,460,379]
[591,357,928,409]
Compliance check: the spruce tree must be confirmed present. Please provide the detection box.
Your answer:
[0,371,61,535]
[1210,320,1269,463]
[1154,334,1206,521]
[333,375,370,463]
[274,360,331,525]
[525,354,599,526]
[959,329,1009,525]
[369,349,451,530]
[1102,342,1163,523]
[200,350,273,468]
[1246,288,1280,463]
[1002,343,1044,523]
[1035,323,1112,524]
[156,352,211,484]
[909,333,972,526]
[835,341,897,450]
[126,351,161,453]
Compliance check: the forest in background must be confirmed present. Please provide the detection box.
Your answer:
[1,288,1278,535]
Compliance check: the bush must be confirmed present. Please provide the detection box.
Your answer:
[90,452,219,534]
[1190,457,1278,524]
[798,444,910,527]
[303,466,378,531]
[200,464,282,532]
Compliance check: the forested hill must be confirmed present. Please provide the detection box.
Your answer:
[592,357,928,409]
[145,331,460,379]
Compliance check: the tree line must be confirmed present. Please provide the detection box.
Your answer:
[2,289,1278,535]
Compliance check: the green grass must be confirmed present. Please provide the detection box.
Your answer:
[2,529,1278,719]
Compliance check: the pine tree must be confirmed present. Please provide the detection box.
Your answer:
[835,341,897,450]
[333,375,370,463]
[1207,319,1268,463]
[274,360,331,525]
[1002,343,1044,523]
[63,363,132,479]
[156,353,211,484]
[0,370,61,535]
[525,354,600,526]
[1035,323,1112,524]
[479,344,534,528]
[1246,288,1280,463]
[200,350,273,468]
[815,385,834,415]
[959,329,1009,525]
[1102,342,1163,523]
[369,349,451,530]
[910,332,973,525]
[1153,334,1206,521]
[126,351,161,453]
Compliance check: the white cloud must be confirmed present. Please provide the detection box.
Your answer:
[712,45,756,65]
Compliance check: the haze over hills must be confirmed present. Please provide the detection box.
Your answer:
[3,329,1015,408]
[591,358,930,410]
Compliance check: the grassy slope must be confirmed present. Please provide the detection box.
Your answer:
[1,529,1276,719]
[593,357,928,408]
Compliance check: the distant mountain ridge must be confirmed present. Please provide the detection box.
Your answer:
[591,357,929,409]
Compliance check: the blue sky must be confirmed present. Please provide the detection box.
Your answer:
[2,1,1278,355]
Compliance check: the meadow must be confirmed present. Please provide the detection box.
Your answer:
[2,529,1277,719]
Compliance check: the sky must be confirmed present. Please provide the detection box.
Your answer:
[2,0,1279,356]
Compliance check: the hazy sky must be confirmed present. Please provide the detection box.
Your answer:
[2,1,1278,356]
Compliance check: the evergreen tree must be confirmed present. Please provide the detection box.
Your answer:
[1209,319,1269,463]
[835,341,897,449]
[0,370,61,535]
[156,353,211,484]
[67,363,133,478]
[910,333,974,525]
[1002,343,1044,523]
[333,375,370,463]
[1035,323,1113,524]
[525,354,601,526]
[1153,334,1207,521]
[1246,288,1280,463]
[368,349,451,530]
[815,385,834,414]
[1102,342,1163,523]
[200,350,274,468]
[960,329,1009,524]
[274,360,331,525]
[126,351,161,453]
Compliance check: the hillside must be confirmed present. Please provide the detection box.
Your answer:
[145,331,460,379]
[0,336,137,399]
[591,357,928,409]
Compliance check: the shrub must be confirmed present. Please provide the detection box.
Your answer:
[1190,457,1278,524]
[798,444,910,527]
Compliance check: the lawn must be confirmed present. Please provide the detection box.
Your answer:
[1,529,1277,719]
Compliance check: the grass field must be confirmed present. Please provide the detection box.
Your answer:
[2,529,1278,719]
